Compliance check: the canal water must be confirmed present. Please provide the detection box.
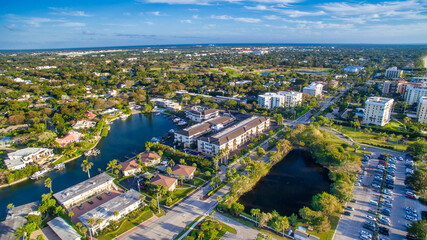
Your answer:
[0,113,177,219]
[238,149,331,216]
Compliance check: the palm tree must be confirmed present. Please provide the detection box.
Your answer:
[139,195,146,203]
[87,218,95,239]
[107,159,121,177]
[179,175,185,185]
[251,208,260,226]
[96,219,103,227]
[44,177,52,192]
[168,159,175,167]
[81,159,93,178]
[68,211,74,219]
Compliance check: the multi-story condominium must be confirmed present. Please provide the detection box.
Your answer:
[184,106,219,122]
[258,93,285,109]
[79,189,142,235]
[405,85,427,105]
[303,82,323,97]
[5,148,53,170]
[412,77,427,84]
[385,67,404,79]
[278,91,303,107]
[53,173,115,209]
[197,116,270,156]
[174,116,234,147]
[382,79,407,95]
[417,97,427,124]
[363,97,394,126]
[258,91,302,109]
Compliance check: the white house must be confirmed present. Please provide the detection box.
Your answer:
[417,97,427,124]
[303,83,323,97]
[5,148,53,170]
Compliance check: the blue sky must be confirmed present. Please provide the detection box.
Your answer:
[1,0,426,49]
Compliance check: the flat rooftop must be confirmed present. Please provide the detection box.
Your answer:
[176,116,234,137]
[78,189,141,224]
[47,217,81,240]
[53,173,114,206]
[366,97,393,104]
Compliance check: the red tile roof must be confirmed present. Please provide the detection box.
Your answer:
[151,174,177,189]
[171,164,196,177]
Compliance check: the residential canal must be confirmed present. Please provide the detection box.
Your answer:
[0,113,177,219]
[238,149,331,216]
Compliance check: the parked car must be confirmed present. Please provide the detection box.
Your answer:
[366,215,376,221]
[344,206,354,211]
[344,211,351,216]
[88,200,94,204]
[379,226,390,236]
[97,196,103,200]
[78,205,83,210]
[369,200,378,206]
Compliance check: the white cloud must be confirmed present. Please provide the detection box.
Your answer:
[318,0,427,20]
[263,15,281,20]
[60,22,86,27]
[192,15,199,19]
[138,0,299,4]
[145,21,154,25]
[123,12,132,16]
[211,15,261,23]
[181,19,193,23]
[49,7,91,17]
[245,5,325,17]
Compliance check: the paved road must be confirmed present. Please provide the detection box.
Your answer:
[122,184,229,239]
[212,212,260,240]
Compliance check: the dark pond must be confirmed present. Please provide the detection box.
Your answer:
[0,113,177,219]
[238,149,331,216]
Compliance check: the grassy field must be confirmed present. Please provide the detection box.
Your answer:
[222,68,241,77]
[187,177,206,186]
[209,69,221,73]
[97,207,153,240]
[383,120,406,131]
[305,213,340,240]
[292,67,333,72]
[333,125,409,151]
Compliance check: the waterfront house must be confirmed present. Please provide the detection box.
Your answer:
[47,217,81,240]
[139,151,161,166]
[85,111,97,120]
[151,174,178,191]
[78,189,143,235]
[5,148,53,170]
[53,173,115,209]
[55,131,84,147]
[170,164,196,180]
[72,120,96,130]
[0,202,40,240]
[119,159,140,176]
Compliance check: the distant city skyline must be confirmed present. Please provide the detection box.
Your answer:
[1,0,427,49]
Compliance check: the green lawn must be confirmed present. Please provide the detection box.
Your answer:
[304,213,340,240]
[183,216,236,240]
[220,212,288,240]
[383,120,406,131]
[160,187,196,206]
[209,69,220,73]
[222,68,241,77]
[293,67,333,72]
[187,177,205,186]
[97,207,153,240]
[333,125,409,151]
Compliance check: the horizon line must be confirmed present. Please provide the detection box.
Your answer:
[1,42,427,52]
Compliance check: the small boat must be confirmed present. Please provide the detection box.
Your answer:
[84,149,100,157]
[150,137,160,142]
[173,118,181,123]
[168,129,175,134]
[177,120,187,126]
[120,114,129,120]
[30,169,49,180]
[54,163,65,170]
[155,113,161,116]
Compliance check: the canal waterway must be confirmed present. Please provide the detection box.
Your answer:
[238,149,331,216]
[0,113,177,219]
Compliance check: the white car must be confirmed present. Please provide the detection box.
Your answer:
[366,215,376,221]
[369,200,378,206]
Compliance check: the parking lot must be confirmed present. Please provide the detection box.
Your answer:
[334,148,425,240]
[70,189,124,224]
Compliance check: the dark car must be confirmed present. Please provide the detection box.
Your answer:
[350,199,357,203]
[88,200,94,204]
[381,208,391,216]
[78,205,83,210]
[379,226,389,236]
[343,211,351,216]
[97,196,103,200]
